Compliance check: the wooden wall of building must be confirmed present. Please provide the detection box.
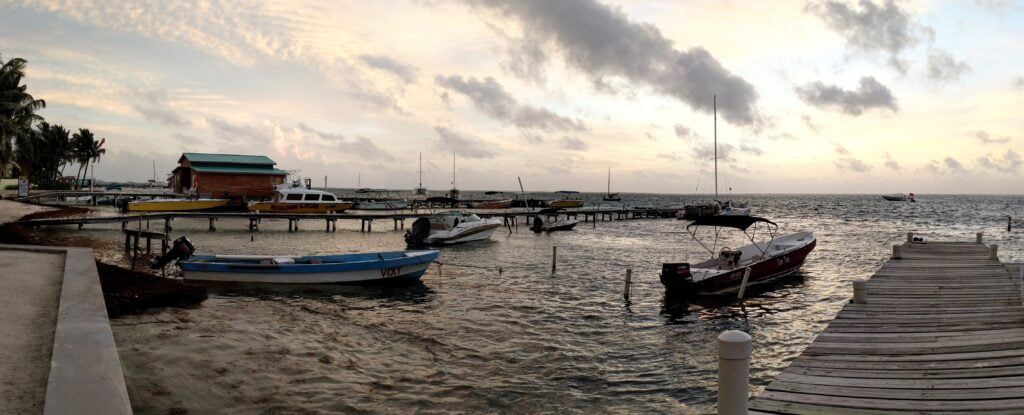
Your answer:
[193,173,285,199]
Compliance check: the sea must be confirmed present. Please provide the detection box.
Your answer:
[45,193,1024,414]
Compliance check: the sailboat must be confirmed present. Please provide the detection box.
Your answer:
[710,96,749,216]
[448,152,460,200]
[414,152,427,195]
[603,166,621,201]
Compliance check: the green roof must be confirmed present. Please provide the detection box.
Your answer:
[191,165,288,175]
[180,153,277,166]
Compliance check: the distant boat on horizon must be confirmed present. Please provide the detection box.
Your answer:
[882,193,915,202]
[603,166,621,201]
[414,152,427,196]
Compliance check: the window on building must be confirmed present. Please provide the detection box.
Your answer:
[286,194,302,201]
[304,194,320,201]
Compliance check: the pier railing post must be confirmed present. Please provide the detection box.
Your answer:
[990,244,999,260]
[977,232,983,244]
[717,330,752,415]
[892,244,902,259]
[853,279,867,304]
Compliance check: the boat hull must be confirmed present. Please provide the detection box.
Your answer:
[471,199,514,209]
[128,199,229,212]
[248,202,354,213]
[179,251,438,284]
[548,200,584,208]
[882,195,906,201]
[697,238,815,295]
[354,201,411,210]
[425,223,502,244]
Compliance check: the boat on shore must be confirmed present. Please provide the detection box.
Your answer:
[549,191,585,208]
[248,181,353,213]
[882,193,915,202]
[177,250,439,284]
[405,211,502,245]
[660,215,816,296]
[127,198,229,212]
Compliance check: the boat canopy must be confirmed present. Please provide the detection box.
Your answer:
[555,190,580,194]
[687,215,777,231]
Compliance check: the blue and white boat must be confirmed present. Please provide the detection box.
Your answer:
[177,250,439,284]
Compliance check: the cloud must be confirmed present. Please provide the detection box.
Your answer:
[132,88,190,126]
[656,153,679,162]
[1015,76,1024,90]
[521,131,545,144]
[972,131,1011,144]
[739,144,763,155]
[806,0,924,73]
[435,75,585,131]
[691,142,735,162]
[833,143,851,155]
[468,0,761,126]
[926,50,970,82]
[768,132,798,140]
[559,136,588,150]
[835,157,872,172]
[976,150,1022,174]
[944,156,966,174]
[434,126,497,158]
[674,124,698,140]
[359,54,419,83]
[883,152,901,170]
[801,115,821,133]
[206,118,395,162]
[796,76,898,115]
[345,84,408,115]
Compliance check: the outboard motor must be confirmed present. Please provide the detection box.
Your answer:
[404,217,432,247]
[531,216,544,233]
[151,236,195,269]
[115,197,130,212]
[660,263,693,294]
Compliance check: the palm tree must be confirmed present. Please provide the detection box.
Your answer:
[0,54,46,177]
[72,128,105,189]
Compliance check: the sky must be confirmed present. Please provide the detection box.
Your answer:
[1,0,1022,194]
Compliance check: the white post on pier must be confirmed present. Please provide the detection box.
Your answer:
[736,267,753,300]
[892,244,902,259]
[718,330,752,415]
[990,244,999,260]
[853,279,867,304]
[977,232,984,244]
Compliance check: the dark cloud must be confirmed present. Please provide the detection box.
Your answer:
[674,124,698,140]
[806,0,923,73]
[467,0,761,126]
[435,75,585,131]
[434,126,497,158]
[833,143,851,155]
[883,152,901,170]
[132,88,190,126]
[976,150,1022,174]
[359,54,419,83]
[835,157,872,172]
[972,131,1011,144]
[346,85,408,115]
[559,136,588,150]
[796,76,898,115]
[207,118,394,161]
[944,156,966,174]
[521,131,545,144]
[691,142,735,162]
[926,50,970,82]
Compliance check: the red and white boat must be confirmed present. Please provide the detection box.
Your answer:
[661,216,816,295]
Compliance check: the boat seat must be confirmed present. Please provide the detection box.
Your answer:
[272,257,295,265]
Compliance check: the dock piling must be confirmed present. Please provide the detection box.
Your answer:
[551,246,557,275]
[990,244,999,260]
[892,244,902,259]
[977,232,983,243]
[852,279,867,304]
[717,330,752,415]
[907,232,913,242]
[623,268,632,300]
[736,267,752,299]
[1009,216,1013,232]
[208,217,216,231]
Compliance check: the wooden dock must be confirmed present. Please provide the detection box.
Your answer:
[749,239,1024,414]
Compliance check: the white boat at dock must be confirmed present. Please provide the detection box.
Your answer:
[405,211,503,245]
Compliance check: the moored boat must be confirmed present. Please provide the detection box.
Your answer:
[128,198,229,212]
[530,208,578,232]
[178,250,439,284]
[882,192,915,202]
[405,211,503,245]
[248,181,353,213]
[603,166,621,201]
[548,191,585,208]
[472,191,513,209]
[660,215,816,296]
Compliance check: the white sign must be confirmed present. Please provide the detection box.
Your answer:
[18,179,28,197]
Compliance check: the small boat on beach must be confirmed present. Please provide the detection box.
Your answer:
[548,191,585,208]
[178,251,439,284]
[248,181,353,213]
[882,193,915,202]
[128,198,229,212]
[660,215,816,296]
[405,211,503,245]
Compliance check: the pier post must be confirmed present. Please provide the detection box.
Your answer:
[737,267,753,299]
[990,244,999,260]
[892,244,902,259]
[208,217,216,232]
[623,268,632,301]
[326,220,331,232]
[360,219,366,232]
[1009,216,1013,232]
[853,279,867,304]
[717,330,752,415]
[394,218,398,231]
[164,218,171,232]
[907,232,913,243]
[551,246,557,275]
[977,232,983,243]
[367,219,372,232]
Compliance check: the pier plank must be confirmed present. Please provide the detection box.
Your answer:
[749,240,1024,413]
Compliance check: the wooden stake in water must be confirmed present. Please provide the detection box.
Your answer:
[736,267,752,299]
[623,268,632,300]
[551,246,557,275]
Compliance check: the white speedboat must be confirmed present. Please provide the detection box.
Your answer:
[717,200,751,216]
[405,211,503,245]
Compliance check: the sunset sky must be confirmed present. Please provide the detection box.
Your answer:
[1,0,1021,194]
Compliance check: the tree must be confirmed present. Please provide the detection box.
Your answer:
[0,54,46,177]
[72,128,105,189]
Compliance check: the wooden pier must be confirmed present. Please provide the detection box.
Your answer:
[748,238,1024,414]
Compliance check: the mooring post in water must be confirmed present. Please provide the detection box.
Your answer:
[736,267,753,300]
[208,217,216,232]
[892,244,902,259]
[717,330,751,415]
[551,246,557,275]
[977,232,984,243]
[623,268,632,300]
[853,279,867,304]
[1009,216,1013,232]
[907,232,913,243]
[164,217,171,232]
[990,244,999,260]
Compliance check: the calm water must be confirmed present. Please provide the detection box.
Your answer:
[56,194,1024,413]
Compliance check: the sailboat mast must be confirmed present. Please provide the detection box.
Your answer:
[418,152,423,188]
[607,166,611,194]
[451,151,456,188]
[714,95,718,201]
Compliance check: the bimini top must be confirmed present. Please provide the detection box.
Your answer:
[554,190,580,194]
[687,215,777,231]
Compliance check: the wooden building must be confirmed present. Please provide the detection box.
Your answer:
[170,153,288,199]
